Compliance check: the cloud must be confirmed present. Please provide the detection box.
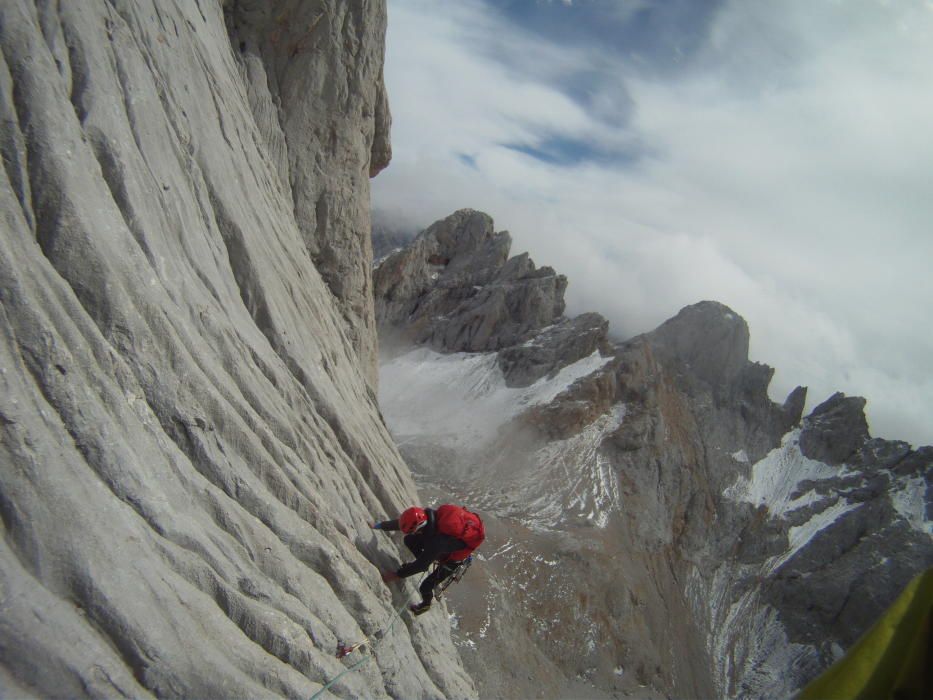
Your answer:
[374,0,933,447]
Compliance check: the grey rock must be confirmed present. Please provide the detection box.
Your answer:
[799,392,871,465]
[638,301,805,459]
[892,445,933,474]
[226,0,393,386]
[649,300,751,396]
[0,1,474,698]
[374,209,567,353]
[850,437,911,470]
[763,501,930,649]
[371,217,417,262]
[498,312,609,387]
[781,385,808,429]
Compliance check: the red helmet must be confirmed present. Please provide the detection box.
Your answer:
[399,507,428,534]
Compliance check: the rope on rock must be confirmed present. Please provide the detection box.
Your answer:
[308,583,422,700]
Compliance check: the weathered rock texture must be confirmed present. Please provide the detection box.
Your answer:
[374,214,933,699]
[226,0,391,385]
[799,392,871,465]
[0,2,474,698]
[374,209,569,355]
[498,312,610,388]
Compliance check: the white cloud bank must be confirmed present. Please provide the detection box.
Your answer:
[372,0,933,447]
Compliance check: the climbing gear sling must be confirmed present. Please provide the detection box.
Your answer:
[433,555,473,600]
[309,577,423,700]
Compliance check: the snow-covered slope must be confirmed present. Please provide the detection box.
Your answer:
[380,345,624,530]
[693,425,933,697]
[380,346,611,450]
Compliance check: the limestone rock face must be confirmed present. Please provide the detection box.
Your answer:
[0,2,474,698]
[374,209,568,353]
[650,300,752,395]
[226,0,392,385]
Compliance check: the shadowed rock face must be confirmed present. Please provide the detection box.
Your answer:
[498,312,610,388]
[650,300,751,392]
[0,2,474,698]
[374,209,570,354]
[374,211,933,699]
[799,392,871,465]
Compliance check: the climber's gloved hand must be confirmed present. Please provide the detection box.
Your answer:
[371,522,382,530]
[381,569,400,583]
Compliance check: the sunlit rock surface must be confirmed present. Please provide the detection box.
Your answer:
[0,2,474,697]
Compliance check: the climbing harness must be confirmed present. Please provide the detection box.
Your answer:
[308,580,422,700]
[433,555,472,601]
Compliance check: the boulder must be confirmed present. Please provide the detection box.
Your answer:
[799,393,871,465]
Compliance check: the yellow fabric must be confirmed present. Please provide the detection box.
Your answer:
[798,567,932,700]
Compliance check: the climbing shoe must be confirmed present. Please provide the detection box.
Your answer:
[409,601,431,616]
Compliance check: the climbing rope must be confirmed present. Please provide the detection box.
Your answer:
[308,582,422,700]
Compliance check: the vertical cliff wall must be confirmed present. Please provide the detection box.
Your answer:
[226,0,391,385]
[0,1,473,697]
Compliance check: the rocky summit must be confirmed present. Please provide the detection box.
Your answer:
[374,209,568,355]
[375,211,933,699]
[1,2,474,698]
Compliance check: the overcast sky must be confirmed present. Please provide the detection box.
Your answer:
[371,0,933,447]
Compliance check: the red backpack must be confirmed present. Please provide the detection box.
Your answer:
[435,504,485,562]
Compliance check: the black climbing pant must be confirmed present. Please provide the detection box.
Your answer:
[404,534,460,604]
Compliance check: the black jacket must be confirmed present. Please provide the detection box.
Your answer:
[376,508,466,578]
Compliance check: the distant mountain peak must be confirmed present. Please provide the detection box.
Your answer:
[374,207,932,700]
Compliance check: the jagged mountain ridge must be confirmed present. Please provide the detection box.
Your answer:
[1,2,474,698]
[374,209,933,699]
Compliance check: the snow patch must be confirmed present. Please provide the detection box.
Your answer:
[891,475,932,536]
[486,540,518,560]
[379,346,611,449]
[725,430,863,572]
[771,499,859,571]
[731,449,749,463]
[724,430,840,518]
[689,565,819,699]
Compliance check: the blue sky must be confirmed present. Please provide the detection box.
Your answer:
[371,0,933,447]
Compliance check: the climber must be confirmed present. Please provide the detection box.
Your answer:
[372,504,485,616]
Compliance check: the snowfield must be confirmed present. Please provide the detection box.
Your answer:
[724,430,842,518]
[379,346,612,449]
[703,427,933,696]
[891,475,932,536]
